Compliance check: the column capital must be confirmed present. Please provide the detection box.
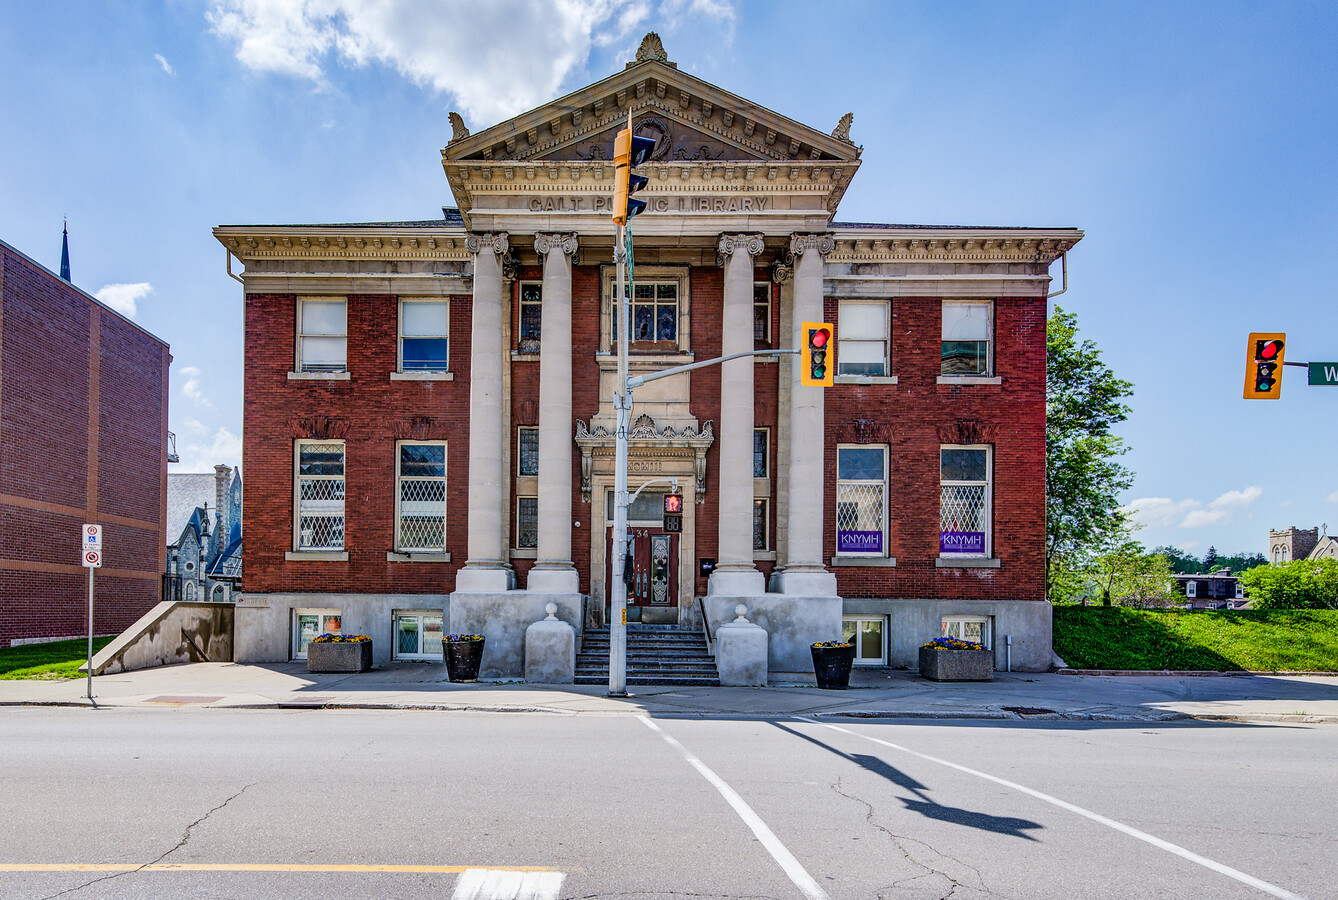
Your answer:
[534,232,579,257]
[466,232,509,256]
[789,232,835,258]
[771,257,793,284]
[717,232,765,265]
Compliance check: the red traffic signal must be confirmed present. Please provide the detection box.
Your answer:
[1244,332,1285,399]
[800,321,834,387]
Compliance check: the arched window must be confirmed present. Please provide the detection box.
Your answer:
[211,584,227,603]
[185,581,197,601]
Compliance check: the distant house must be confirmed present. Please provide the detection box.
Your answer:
[1173,570,1246,609]
[165,465,242,603]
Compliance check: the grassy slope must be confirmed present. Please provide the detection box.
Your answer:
[0,637,114,680]
[1053,608,1338,671]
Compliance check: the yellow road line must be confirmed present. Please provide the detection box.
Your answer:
[0,864,556,874]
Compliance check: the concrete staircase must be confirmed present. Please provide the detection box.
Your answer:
[575,625,719,686]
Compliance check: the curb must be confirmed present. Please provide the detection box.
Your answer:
[1058,669,1338,677]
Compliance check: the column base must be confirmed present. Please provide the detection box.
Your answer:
[701,593,842,677]
[772,567,838,597]
[708,568,765,596]
[454,564,512,593]
[527,565,579,593]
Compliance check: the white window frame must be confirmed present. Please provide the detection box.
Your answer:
[297,296,347,373]
[940,300,994,377]
[1186,580,1197,599]
[294,440,346,551]
[395,440,447,553]
[392,611,444,661]
[939,444,992,559]
[837,299,889,377]
[941,615,992,649]
[843,615,888,666]
[293,608,342,659]
[753,281,771,344]
[398,298,449,372]
[835,444,889,557]
[601,266,691,354]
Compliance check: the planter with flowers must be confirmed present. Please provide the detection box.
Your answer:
[444,633,486,683]
[307,633,373,673]
[810,640,856,690]
[919,636,993,682]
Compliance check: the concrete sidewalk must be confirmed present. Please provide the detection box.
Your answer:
[4,661,1338,724]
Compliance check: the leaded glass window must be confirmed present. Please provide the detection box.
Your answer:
[297,442,345,549]
[836,446,886,555]
[617,281,677,343]
[753,499,768,551]
[517,497,538,549]
[518,427,538,477]
[753,429,768,478]
[519,282,542,352]
[753,282,771,343]
[396,442,446,551]
[940,445,990,556]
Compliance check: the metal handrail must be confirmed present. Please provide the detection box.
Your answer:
[697,596,713,655]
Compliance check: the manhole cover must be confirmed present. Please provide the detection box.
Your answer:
[146,695,223,705]
[1003,706,1057,717]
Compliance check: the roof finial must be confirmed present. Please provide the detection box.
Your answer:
[59,218,71,282]
[832,113,854,144]
[448,111,470,144]
[629,32,674,68]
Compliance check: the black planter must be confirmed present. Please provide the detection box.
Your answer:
[445,638,485,683]
[811,643,856,690]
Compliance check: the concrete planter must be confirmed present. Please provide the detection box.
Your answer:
[919,647,993,682]
[307,640,373,673]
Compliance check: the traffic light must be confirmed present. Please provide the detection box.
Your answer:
[662,493,683,533]
[800,321,835,387]
[612,128,655,225]
[1244,332,1286,399]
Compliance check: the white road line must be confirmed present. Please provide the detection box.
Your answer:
[450,868,565,900]
[799,718,1307,900]
[639,716,831,900]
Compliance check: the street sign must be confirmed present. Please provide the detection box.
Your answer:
[82,549,102,568]
[82,524,102,551]
[1309,362,1338,386]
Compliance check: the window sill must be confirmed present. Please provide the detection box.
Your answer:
[936,557,1001,568]
[596,351,694,365]
[753,550,776,561]
[830,556,897,567]
[285,551,349,562]
[386,551,451,563]
[510,352,540,362]
[288,371,350,381]
[936,375,1001,386]
[510,548,538,559]
[390,371,453,381]
[835,374,898,385]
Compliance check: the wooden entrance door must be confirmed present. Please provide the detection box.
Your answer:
[606,527,679,619]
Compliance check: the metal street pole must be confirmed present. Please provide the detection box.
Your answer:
[85,566,94,701]
[609,221,630,696]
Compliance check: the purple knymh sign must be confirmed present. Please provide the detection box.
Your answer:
[940,531,985,554]
[838,530,883,554]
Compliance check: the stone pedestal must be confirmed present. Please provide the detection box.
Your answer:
[716,605,768,687]
[524,603,575,684]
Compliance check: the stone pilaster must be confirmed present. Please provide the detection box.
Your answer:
[775,232,838,596]
[708,232,766,596]
[456,232,511,592]
[528,232,580,593]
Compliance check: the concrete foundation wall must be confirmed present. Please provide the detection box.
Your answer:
[450,591,582,679]
[703,594,842,676]
[234,593,450,666]
[843,597,1052,672]
[91,601,233,675]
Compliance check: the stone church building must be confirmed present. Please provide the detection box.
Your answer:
[216,35,1079,677]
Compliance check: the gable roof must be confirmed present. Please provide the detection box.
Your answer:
[167,473,215,546]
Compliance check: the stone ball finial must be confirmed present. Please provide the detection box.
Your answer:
[545,602,558,620]
[734,604,749,623]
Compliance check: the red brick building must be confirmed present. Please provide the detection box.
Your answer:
[217,36,1079,676]
[0,237,171,647]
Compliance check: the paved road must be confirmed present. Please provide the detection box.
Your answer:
[1,708,1332,899]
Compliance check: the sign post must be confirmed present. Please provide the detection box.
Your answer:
[81,525,103,701]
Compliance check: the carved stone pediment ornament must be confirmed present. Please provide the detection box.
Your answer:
[936,419,996,445]
[836,418,894,445]
[574,417,715,504]
[290,416,349,440]
[533,232,579,257]
[448,112,470,144]
[831,112,854,144]
[393,416,439,441]
[629,31,673,68]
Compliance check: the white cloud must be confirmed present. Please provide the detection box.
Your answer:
[154,53,175,75]
[1123,485,1263,530]
[179,365,214,407]
[1328,490,1338,503]
[93,282,152,319]
[1180,540,1201,551]
[207,0,731,124]
[174,425,242,472]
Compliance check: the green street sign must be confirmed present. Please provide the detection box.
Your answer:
[1309,362,1338,386]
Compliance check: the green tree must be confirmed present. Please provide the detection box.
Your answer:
[1203,546,1219,570]
[1154,545,1203,574]
[1090,541,1177,607]
[1046,307,1135,598]
[1240,559,1338,609]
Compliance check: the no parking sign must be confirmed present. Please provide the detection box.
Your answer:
[81,525,103,567]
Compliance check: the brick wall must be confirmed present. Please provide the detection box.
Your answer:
[0,242,168,646]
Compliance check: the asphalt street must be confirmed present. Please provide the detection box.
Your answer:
[1,708,1333,900]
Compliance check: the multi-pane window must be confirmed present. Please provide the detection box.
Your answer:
[753,499,768,551]
[399,299,449,371]
[519,282,542,352]
[940,445,991,557]
[518,427,539,477]
[394,613,444,660]
[941,615,991,648]
[298,298,347,372]
[941,301,993,375]
[614,281,678,345]
[838,301,888,376]
[296,442,345,550]
[293,609,341,658]
[753,282,771,343]
[835,445,887,555]
[517,497,538,549]
[396,442,446,551]
[753,429,768,477]
[843,616,887,665]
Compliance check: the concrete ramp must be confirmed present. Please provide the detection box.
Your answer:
[84,601,233,676]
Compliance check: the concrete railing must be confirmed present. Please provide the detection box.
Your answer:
[84,601,234,676]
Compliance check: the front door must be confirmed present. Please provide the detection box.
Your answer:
[606,527,679,624]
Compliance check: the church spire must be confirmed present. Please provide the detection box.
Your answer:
[59,219,71,282]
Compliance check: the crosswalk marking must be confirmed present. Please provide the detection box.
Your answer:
[450,868,566,900]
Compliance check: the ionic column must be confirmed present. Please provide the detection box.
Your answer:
[456,232,511,592]
[775,233,838,596]
[708,232,766,596]
[528,232,579,593]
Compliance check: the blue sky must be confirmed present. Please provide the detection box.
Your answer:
[2,1,1335,559]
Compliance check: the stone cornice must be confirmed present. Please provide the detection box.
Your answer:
[214,225,471,263]
[827,229,1082,265]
